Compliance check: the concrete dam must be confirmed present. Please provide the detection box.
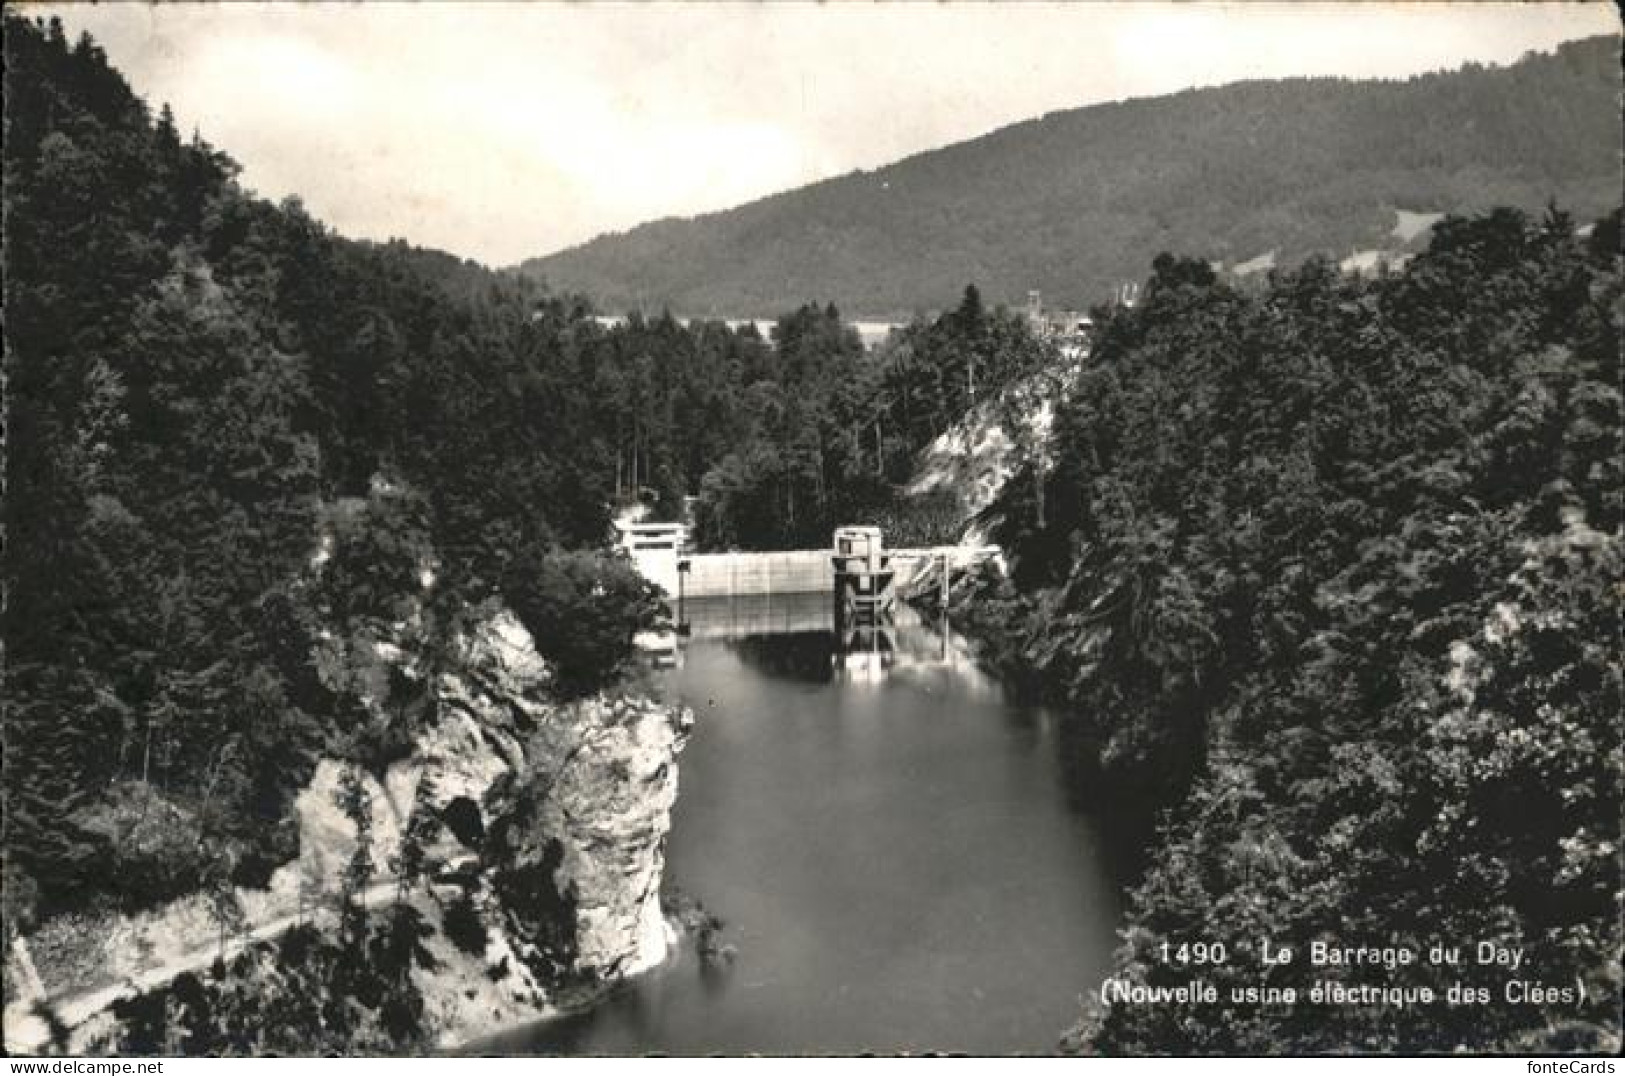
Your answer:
[616,522,1000,600]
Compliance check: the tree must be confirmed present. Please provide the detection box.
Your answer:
[502,550,667,697]
[335,765,375,940]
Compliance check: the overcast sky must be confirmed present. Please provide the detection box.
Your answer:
[31,2,1621,267]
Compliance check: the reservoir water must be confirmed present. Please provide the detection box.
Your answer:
[499,595,1127,1055]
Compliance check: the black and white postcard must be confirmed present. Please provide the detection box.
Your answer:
[3,1,1620,1060]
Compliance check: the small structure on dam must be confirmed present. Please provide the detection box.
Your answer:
[831,526,898,680]
[831,525,895,624]
[615,520,688,667]
[616,520,687,597]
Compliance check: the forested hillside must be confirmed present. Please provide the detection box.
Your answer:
[519,35,1620,318]
[947,209,1622,1052]
[686,288,1054,550]
[1,15,1038,932]
[1,13,640,928]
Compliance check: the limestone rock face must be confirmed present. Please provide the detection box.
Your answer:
[6,605,691,1055]
[420,609,546,820]
[906,366,1074,547]
[554,695,692,978]
[487,694,693,982]
[422,612,693,988]
[412,614,692,1014]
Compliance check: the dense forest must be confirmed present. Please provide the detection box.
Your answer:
[0,14,1035,933]
[520,35,1620,318]
[686,288,1053,549]
[3,11,605,930]
[945,209,1622,1052]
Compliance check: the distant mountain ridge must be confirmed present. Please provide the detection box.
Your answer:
[517,35,1622,319]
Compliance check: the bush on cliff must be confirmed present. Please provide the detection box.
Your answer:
[442,893,490,956]
[74,781,209,911]
[502,549,666,697]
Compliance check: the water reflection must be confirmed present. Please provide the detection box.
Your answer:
[833,619,895,682]
[641,592,968,686]
[728,631,835,683]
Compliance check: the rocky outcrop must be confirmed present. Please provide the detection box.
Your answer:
[485,692,689,983]
[4,607,691,1054]
[906,365,1073,546]
[435,612,691,978]
[251,607,691,993]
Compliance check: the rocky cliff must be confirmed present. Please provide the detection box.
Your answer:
[905,364,1073,548]
[4,608,692,1054]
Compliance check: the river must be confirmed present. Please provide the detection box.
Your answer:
[494,595,1128,1055]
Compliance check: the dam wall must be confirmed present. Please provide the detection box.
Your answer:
[682,550,832,598]
[616,519,1000,602]
[676,548,985,598]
